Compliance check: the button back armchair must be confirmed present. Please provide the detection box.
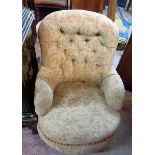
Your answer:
[34,10,125,155]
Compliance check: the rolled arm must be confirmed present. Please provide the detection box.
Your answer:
[34,67,57,116]
[100,70,125,111]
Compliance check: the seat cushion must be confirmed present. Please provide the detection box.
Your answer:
[38,82,120,146]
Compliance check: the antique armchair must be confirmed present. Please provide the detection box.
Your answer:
[34,10,125,155]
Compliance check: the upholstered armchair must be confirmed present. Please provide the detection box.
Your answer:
[34,10,125,155]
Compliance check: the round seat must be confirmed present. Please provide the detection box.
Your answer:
[38,82,120,154]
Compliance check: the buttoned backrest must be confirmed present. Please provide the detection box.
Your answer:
[38,10,119,86]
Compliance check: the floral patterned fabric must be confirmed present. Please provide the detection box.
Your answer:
[38,82,120,144]
[35,10,125,154]
[100,72,125,111]
[38,10,119,86]
[38,82,120,154]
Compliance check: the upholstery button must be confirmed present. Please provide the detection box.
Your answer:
[96,64,100,67]
[60,28,64,33]
[72,58,75,62]
[95,33,100,36]
[85,59,87,63]
[93,50,96,53]
[85,39,89,42]
[77,31,81,35]
[70,39,73,43]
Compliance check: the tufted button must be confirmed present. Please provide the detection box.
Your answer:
[72,58,75,62]
[93,50,96,53]
[95,32,100,36]
[77,31,81,35]
[60,28,64,33]
[70,39,73,43]
[85,39,89,42]
[96,64,101,67]
[85,59,87,63]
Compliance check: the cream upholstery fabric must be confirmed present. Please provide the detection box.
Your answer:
[38,10,119,86]
[38,82,120,144]
[34,10,125,154]
[100,70,125,111]
[37,125,114,155]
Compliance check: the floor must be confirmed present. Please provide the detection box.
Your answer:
[22,91,132,155]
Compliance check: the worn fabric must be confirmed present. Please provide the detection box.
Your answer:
[38,82,120,143]
[38,10,119,86]
[38,82,120,154]
[34,10,124,154]
[100,73,125,111]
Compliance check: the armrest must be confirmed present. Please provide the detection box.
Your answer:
[100,70,125,111]
[34,67,57,116]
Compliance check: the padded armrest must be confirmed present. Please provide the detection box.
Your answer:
[100,70,125,111]
[34,67,57,116]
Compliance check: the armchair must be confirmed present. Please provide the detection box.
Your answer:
[34,10,125,155]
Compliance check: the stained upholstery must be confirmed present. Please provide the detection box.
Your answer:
[34,10,125,154]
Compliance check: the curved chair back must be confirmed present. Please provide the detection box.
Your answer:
[38,10,119,85]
